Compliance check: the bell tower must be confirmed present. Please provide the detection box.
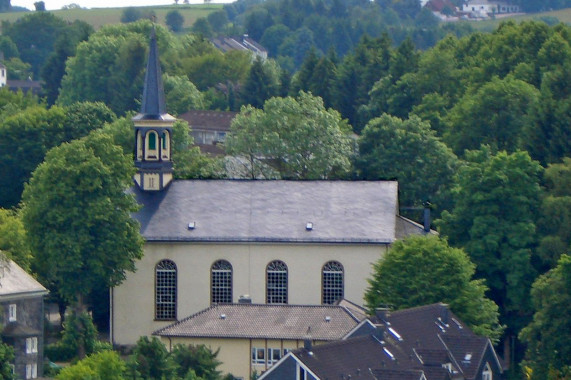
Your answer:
[133,28,175,192]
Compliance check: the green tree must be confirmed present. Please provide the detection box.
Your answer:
[41,21,93,106]
[172,344,223,380]
[520,254,571,380]
[121,7,142,23]
[0,106,67,208]
[443,76,540,156]
[535,157,571,270]
[164,74,204,116]
[56,350,125,380]
[166,10,185,33]
[0,337,14,380]
[127,337,176,380]
[207,10,228,34]
[2,12,68,77]
[241,56,280,108]
[439,147,542,336]
[0,209,32,270]
[192,17,213,37]
[225,91,353,179]
[22,131,144,357]
[355,114,458,212]
[364,235,502,341]
[63,102,116,141]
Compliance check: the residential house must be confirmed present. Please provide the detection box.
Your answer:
[260,303,505,380]
[0,257,48,380]
[110,29,432,348]
[211,35,268,60]
[462,0,520,17]
[154,300,368,379]
[178,110,236,155]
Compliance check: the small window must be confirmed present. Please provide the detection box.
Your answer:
[161,131,170,160]
[267,348,282,365]
[26,337,38,354]
[211,260,232,304]
[266,260,288,304]
[25,364,37,379]
[146,131,159,160]
[297,364,308,380]
[8,304,16,322]
[322,261,344,305]
[252,347,265,365]
[482,362,493,380]
[155,260,177,320]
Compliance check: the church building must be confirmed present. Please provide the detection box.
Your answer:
[110,29,430,347]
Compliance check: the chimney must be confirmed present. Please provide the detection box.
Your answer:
[304,326,312,351]
[440,304,449,324]
[423,201,431,233]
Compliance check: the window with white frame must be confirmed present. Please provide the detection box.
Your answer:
[26,337,38,354]
[251,347,265,365]
[8,304,16,322]
[267,260,288,304]
[322,261,344,305]
[155,259,177,320]
[145,131,159,160]
[297,364,308,380]
[211,260,232,304]
[25,363,37,379]
[482,362,492,380]
[267,348,282,365]
[161,131,170,160]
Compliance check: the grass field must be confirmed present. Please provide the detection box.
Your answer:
[0,4,222,30]
[454,8,571,32]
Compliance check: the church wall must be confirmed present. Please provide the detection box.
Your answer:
[112,241,388,346]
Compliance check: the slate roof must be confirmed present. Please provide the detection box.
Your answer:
[132,180,400,243]
[179,110,236,132]
[0,258,48,301]
[293,334,422,380]
[154,303,365,340]
[133,28,174,122]
[261,303,504,380]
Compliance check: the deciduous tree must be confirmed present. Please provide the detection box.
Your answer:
[225,91,352,179]
[365,235,502,341]
[22,131,144,356]
[520,254,571,380]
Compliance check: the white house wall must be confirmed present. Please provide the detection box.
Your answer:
[112,242,387,345]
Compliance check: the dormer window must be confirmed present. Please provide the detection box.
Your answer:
[482,362,492,380]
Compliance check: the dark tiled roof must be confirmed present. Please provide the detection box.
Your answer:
[132,180,398,243]
[2,322,41,337]
[154,303,364,340]
[441,335,489,379]
[395,215,437,239]
[179,110,237,132]
[371,368,426,380]
[294,334,419,380]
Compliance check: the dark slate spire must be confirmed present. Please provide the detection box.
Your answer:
[139,27,167,118]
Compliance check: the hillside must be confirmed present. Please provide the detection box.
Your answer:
[0,4,221,30]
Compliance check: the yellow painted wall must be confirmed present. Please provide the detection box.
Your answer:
[160,336,324,379]
[112,242,387,345]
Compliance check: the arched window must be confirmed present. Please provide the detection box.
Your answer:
[136,130,143,160]
[146,131,158,160]
[211,260,232,304]
[266,260,288,304]
[161,131,170,160]
[155,260,176,320]
[322,261,344,304]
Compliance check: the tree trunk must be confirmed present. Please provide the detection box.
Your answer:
[74,294,87,359]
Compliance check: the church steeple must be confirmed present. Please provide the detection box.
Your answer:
[133,27,175,192]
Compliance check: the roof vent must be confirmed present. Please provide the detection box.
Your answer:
[325,316,331,322]
[238,295,252,304]
[220,314,226,320]
[188,221,196,230]
[306,222,313,231]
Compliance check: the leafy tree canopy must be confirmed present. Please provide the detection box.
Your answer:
[225,91,352,179]
[355,114,458,212]
[0,209,32,270]
[438,147,542,334]
[22,130,144,306]
[520,254,571,380]
[364,235,502,341]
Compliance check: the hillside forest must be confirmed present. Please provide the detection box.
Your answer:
[0,0,571,378]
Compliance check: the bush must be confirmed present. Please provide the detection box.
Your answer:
[56,350,125,380]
